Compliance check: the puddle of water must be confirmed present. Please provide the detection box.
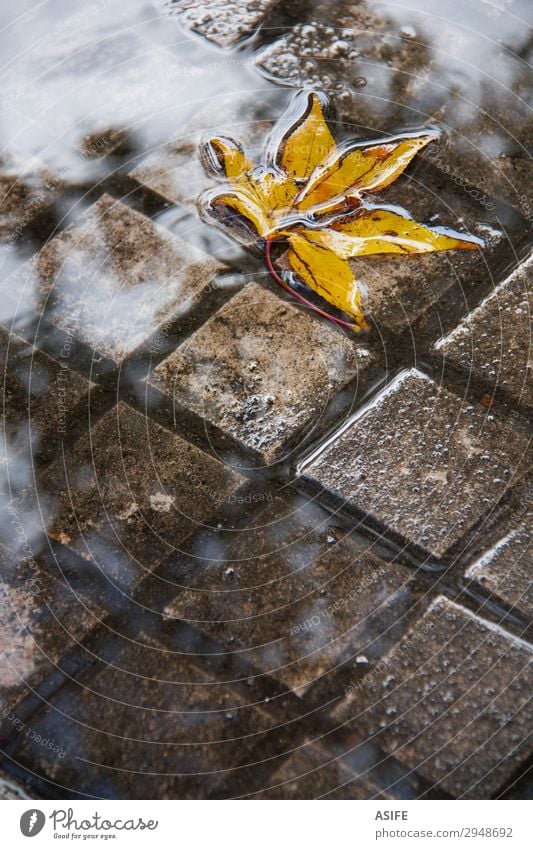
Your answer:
[0,0,530,801]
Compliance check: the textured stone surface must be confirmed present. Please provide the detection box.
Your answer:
[465,485,532,614]
[0,329,92,464]
[161,514,418,694]
[250,742,389,799]
[0,150,60,241]
[131,97,273,212]
[4,195,223,362]
[11,636,273,799]
[437,254,532,408]
[303,369,527,558]
[334,596,533,799]
[36,402,246,591]
[151,282,374,463]
[0,0,531,804]
[0,544,103,715]
[167,0,280,48]
[151,283,373,462]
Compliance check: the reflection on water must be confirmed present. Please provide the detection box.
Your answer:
[0,0,530,801]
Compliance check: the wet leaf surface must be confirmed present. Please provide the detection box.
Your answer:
[199,90,483,330]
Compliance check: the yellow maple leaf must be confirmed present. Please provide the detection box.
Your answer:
[198,90,483,332]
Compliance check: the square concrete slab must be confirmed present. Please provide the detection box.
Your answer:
[436,253,532,409]
[10,635,275,799]
[36,402,247,591]
[0,543,103,716]
[301,368,528,558]
[168,0,281,48]
[333,596,533,799]
[4,195,224,363]
[150,281,375,464]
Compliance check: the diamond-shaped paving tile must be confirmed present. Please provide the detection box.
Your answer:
[302,369,528,558]
[150,281,374,464]
[4,195,224,363]
[0,150,61,242]
[34,402,246,591]
[437,254,532,408]
[333,596,533,799]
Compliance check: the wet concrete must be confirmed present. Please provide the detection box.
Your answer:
[150,281,375,463]
[465,484,533,616]
[0,543,104,716]
[333,596,533,799]
[302,369,528,559]
[0,0,530,801]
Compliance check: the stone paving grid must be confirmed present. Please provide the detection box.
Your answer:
[0,0,531,801]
